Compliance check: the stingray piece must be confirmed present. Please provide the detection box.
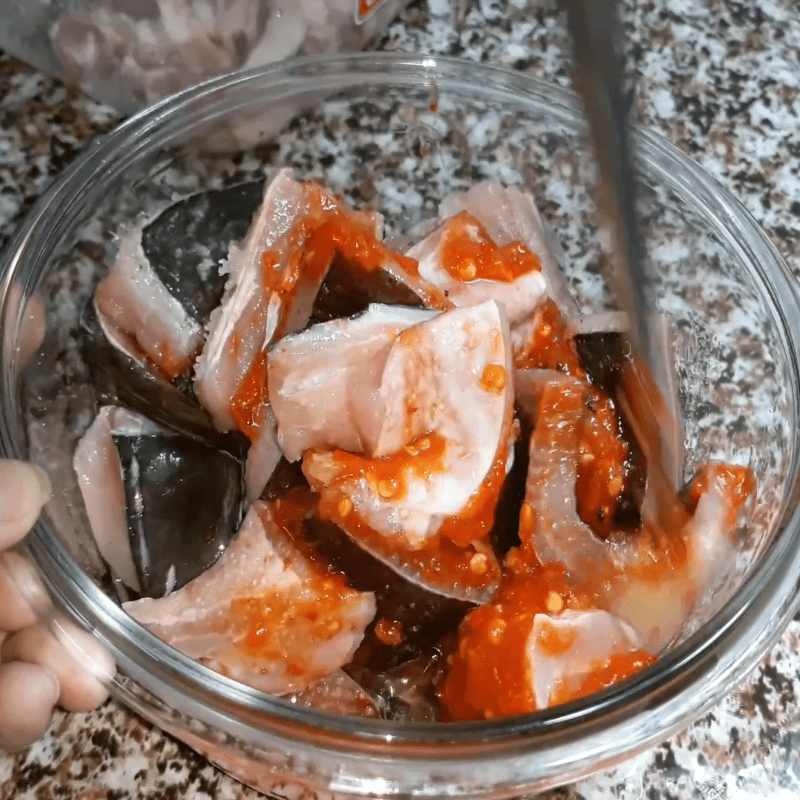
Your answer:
[94,227,204,380]
[438,182,579,322]
[268,305,437,462]
[124,501,376,695]
[140,180,266,326]
[113,431,243,598]
[303,516,471,673]
[74,406,244,599]
[303,301,514,604]
[80,300,245,455]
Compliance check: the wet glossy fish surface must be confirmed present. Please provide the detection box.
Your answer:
[73,170,755,721]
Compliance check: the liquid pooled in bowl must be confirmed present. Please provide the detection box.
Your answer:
[72,169,754,721]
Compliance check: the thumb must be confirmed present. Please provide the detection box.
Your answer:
[0,461,51,550]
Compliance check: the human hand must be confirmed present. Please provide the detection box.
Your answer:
[0,289,115,753]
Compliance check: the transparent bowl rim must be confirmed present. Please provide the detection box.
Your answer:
[3,51,800,767]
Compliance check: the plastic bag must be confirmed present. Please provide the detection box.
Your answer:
[0,0,411,114]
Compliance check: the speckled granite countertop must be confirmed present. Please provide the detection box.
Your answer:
[2,1,800,798]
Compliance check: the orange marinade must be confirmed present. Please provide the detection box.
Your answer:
[231,502,354,672]
[231,577,350,670]
[548,651,656,707]
[514,299,583,375]
[576,391,631,538]
[438,566,580,720]
[230,350,268,440]
[317,491,500,596]
[322,432,448,503]
[440,212,541,283]
[438,559,656,721]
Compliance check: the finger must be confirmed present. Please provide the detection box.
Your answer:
[0,661,59,753]
[2,618,115,713]
[0,460,51,550]
[7,284,46,371]
[0,551,51,632]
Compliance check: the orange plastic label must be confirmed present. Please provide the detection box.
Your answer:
[355,0,391,24]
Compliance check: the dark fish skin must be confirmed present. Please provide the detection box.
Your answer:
[574,331,647,534]
[80,300,247,458]
[302,517,471,674]
[309,252,427,325]
[490,417,531,559]
[141,180,266,326]
[113,432,244,598]
[260,457,310,501]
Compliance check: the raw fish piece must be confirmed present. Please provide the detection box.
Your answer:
[518,377,611,581]
[73,407,156,592]
[95,228,204,380]
[609,471,745,652]
[406,211,549,327]
[439,182,579,321]
[527,609,643,708]
[194,169,343,432]
[124,502,376,695]
[436,567,653,719]
[244,404,282,502]
[112,429,243,597]
[81,301,244,454]
[268,305,437,462]
[141,180,266,326]
[519,377,749,653]
[73,406,244,598]
[304,301,514,545]
[304,301,513,603]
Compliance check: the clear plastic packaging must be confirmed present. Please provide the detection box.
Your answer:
[0,0,410,113]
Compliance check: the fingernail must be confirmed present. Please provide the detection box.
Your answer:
[30,465,51,506]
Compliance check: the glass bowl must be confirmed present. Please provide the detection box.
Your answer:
[3,53,800,799]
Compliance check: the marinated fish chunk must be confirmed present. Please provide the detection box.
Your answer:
[73,406,243,598]
[269,305,437,463]
[95,229,204,381]
[408,182,579,329]
[303,301,514,603]
[124,501,376,694]
[195,169,339,432]
[438,567,652,720]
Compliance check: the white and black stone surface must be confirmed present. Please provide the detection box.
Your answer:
[2,1,800,798]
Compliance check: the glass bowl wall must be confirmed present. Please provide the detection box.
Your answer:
[2,54,800,799]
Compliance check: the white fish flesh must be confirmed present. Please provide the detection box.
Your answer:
[195,169,343,432]
[244,404,282,502]
[302,301,512,604]
[527,609,643,709]
[73,407,161,593]
[439,181,580,321]
[94,229,203,380]
[304,300,514,547]
[407,212,548,328]
[520,376,739,653]
[407,182,579,327]
[519,376,612,581]
[268,304,437,463]
[124,501,376,695]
